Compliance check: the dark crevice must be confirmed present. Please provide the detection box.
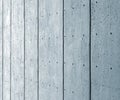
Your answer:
[10,0,12,100]
[23,0,25,99]
[37,0,39,99]
[63,0,64,100]
[2,0,4,99]
[89,0,92,100]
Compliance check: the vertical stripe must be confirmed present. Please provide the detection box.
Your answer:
[89,0,91,100]
[62,0,64,100]
[37,0,39,99]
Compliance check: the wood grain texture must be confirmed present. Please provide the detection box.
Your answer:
[39,0,63,100]
[25,0,38,99]
[91,0,120,100]
[0,0,2,99]
[11,0,24,100]
[64,0,90,100]
[2,0,11,99]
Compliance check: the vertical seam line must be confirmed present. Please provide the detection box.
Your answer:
[2,0,3,99]
[37,0,39,99]
[62,0,64,100]
[89,0,92,100]
[24,0,25,100]
[10,0,12,99]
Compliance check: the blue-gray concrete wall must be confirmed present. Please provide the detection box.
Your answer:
[0,0,120,100]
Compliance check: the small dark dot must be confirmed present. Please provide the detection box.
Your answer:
[110,67,112,70]
[56,12,58,15]
[30,59,33,62]
[72,35,74,37]
[96,33,98,36]
[83,4,85,7]
[72,91,74,93]
[83,34,85,37]
[110,32,112,35]
[96,1,98,3]
[56,87,58,89]
[41,15,44,17]
[48,13,51,16]
[41,37,44,40]
[72,63,74,65]
[56,61,58,64]
[96,65,98,68]
[71,7,75,9]
[83,64,85,67]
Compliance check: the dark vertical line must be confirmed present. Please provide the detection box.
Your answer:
[23,0,25,100]
[37,0,39,99]
[89,0,92,100]
[2,0,3,99]
[10,0,12,99]
[62,0,64,100]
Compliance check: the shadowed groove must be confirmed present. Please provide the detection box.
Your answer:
[10,0,12,99]
[37,0,39,99]
[62,0,64,100]
[24,0,25,99]
[2,0,3,99]
[89,0,92,100]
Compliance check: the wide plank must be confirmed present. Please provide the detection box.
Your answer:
[91,0,120,100]
[11,0,24,100]
[64,0,90,100]
[39,0,63,100]
[0,0,3,99]
[2,0,11,99]
[25,0,38,99]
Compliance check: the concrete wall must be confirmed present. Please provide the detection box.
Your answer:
[0,0,120,100]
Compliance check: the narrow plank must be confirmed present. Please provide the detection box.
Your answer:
[39,0,63,100]
[11,0,24,100]
[64,0,90,100]
[91,0,120,100]
[2,0,10,99]
[0,0,3,99]
[25,0,38,99]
